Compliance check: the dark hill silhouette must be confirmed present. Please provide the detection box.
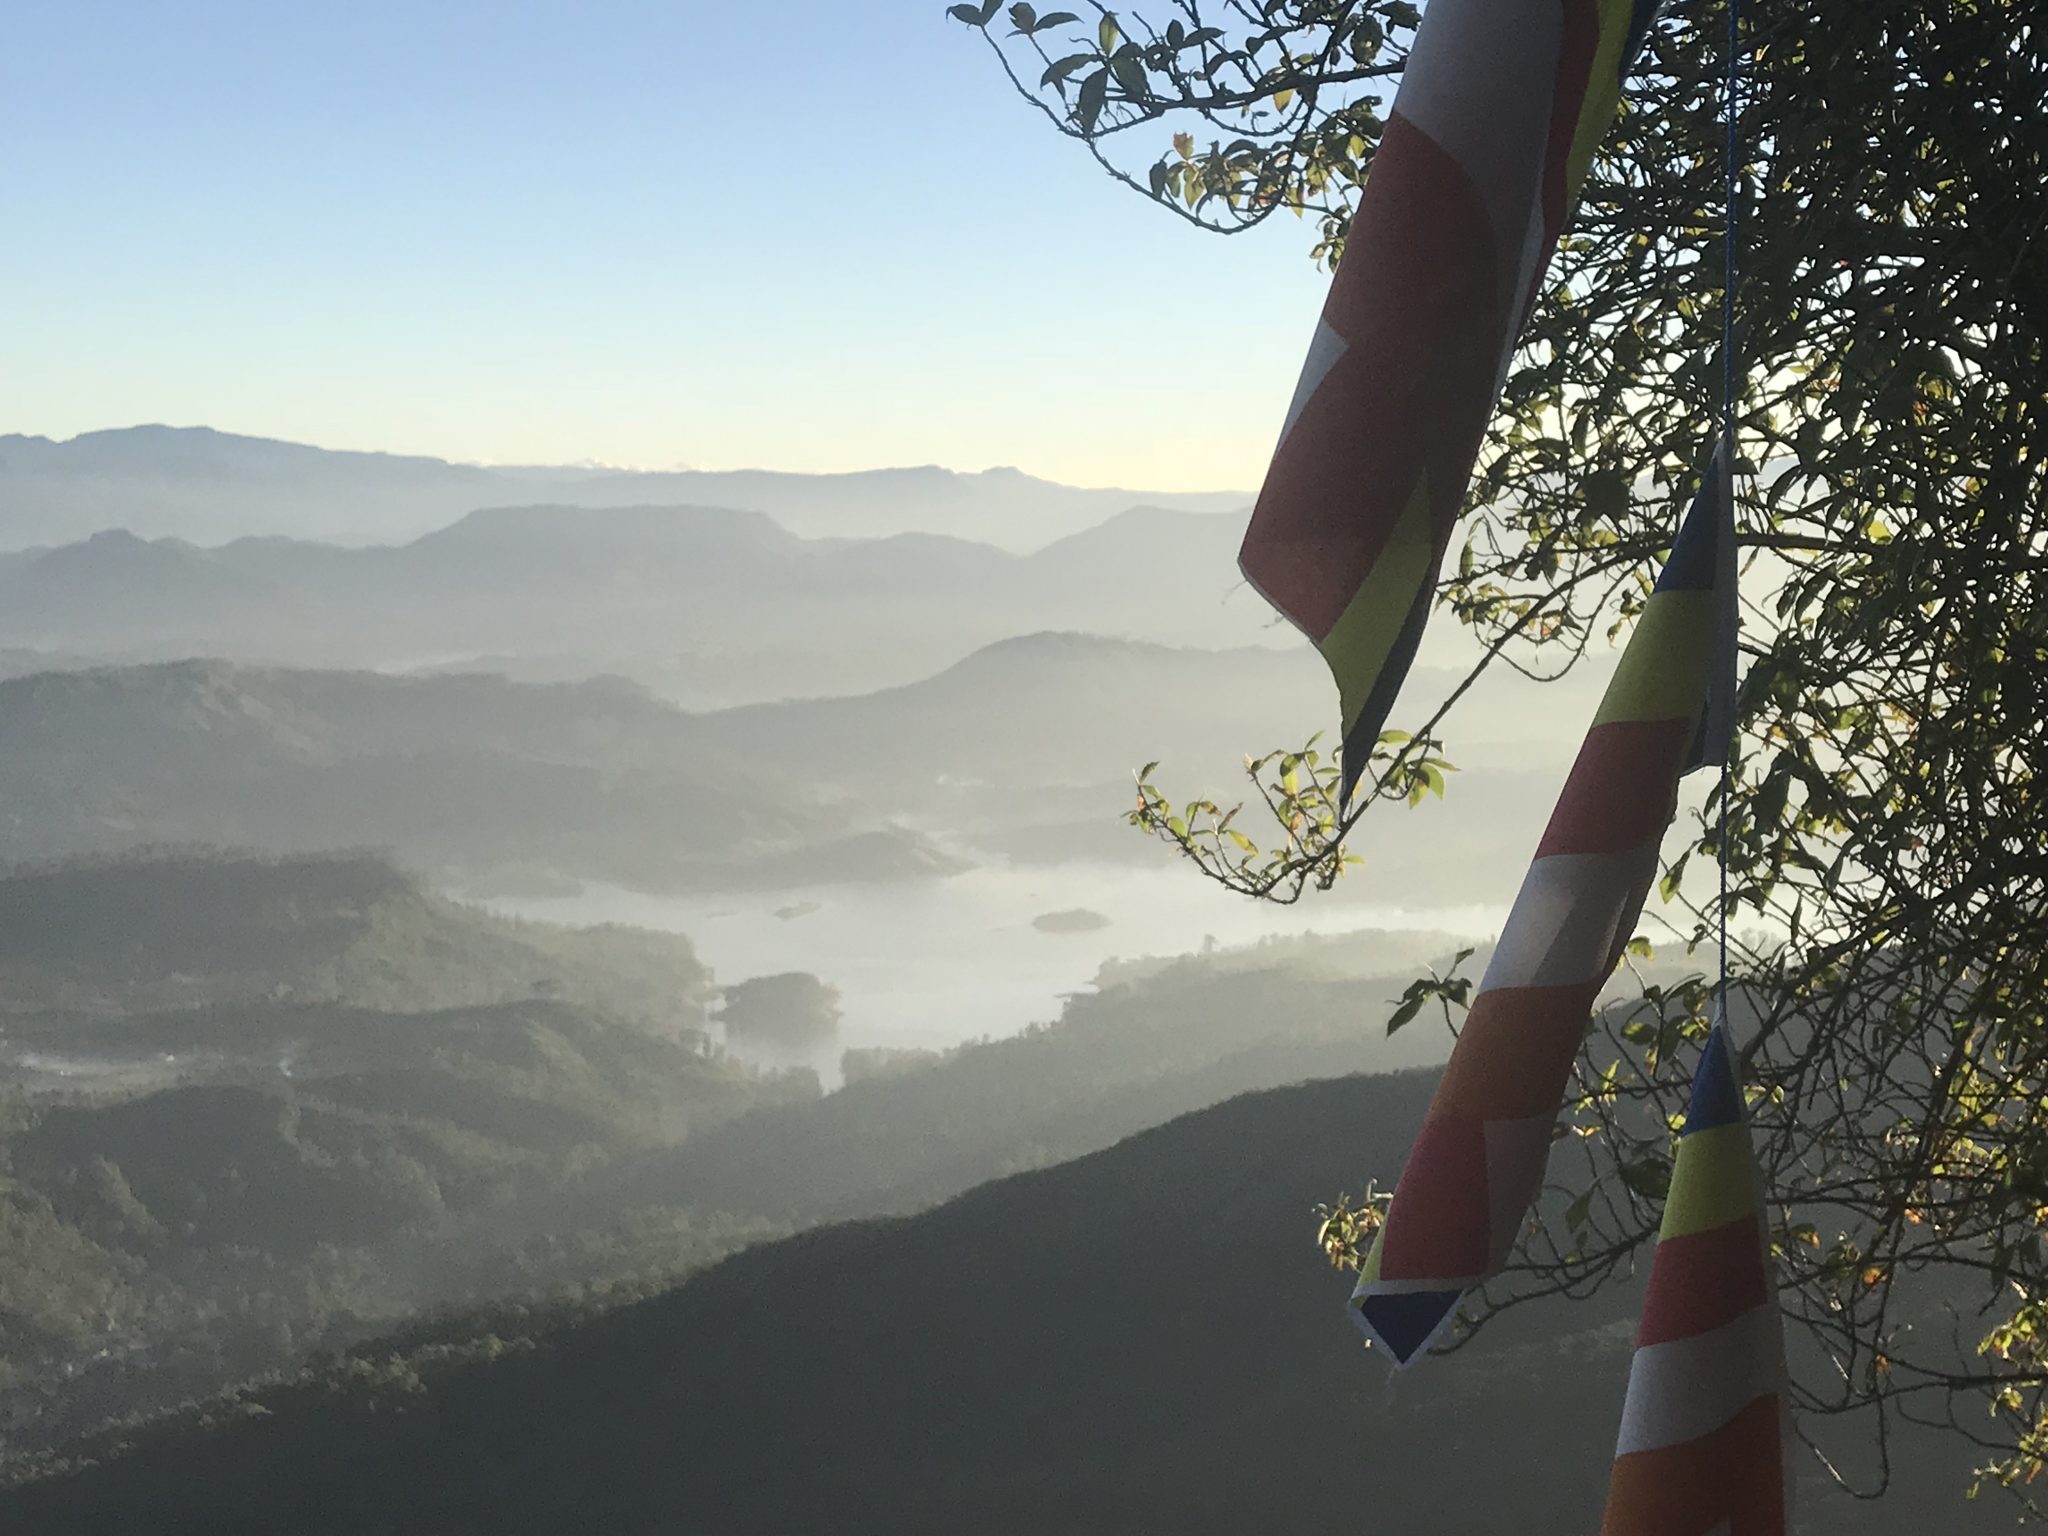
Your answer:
[2,1071,2000,1535]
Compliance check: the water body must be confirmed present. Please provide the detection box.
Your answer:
[485,859,1504,1062]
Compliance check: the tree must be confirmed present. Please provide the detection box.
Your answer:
[950,0,2048,1499]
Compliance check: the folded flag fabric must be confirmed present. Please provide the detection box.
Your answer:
[1600,1018,1791,1535]
[1239,0,1664,804]
[1350,445,1737,1365]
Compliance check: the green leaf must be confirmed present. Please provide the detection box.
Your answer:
[947,3,986,22]
[1007,2,1036,31]
[1618,1156,1672,1200]
[1386,994,1425,1035]
[1035,9,1079,26]
[1564,1189,1594,1231]
[1076,69,1108,133]
[1041,51,1093,86]
[1098,13,1119,51]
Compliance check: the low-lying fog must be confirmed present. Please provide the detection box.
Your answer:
[489,859,1505,1076]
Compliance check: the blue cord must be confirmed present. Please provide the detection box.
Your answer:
[1718,0,1740,1023]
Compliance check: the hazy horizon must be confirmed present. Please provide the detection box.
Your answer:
[3,420,1259,495]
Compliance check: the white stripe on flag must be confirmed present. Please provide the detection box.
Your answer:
[1477,844,1659,993]
[1614,1304,1780,1456]
[1274,318,1347,454]
[1393,0,1562,315]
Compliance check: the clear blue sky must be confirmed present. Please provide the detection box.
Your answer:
[3,0,1334,488]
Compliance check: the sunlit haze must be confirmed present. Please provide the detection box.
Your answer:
[3,0,1328,489]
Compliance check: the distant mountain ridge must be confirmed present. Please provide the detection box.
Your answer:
[0,425,1247,550]
[0,494,1273,706]
[0,633,1594,898]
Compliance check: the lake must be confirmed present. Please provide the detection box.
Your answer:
[485,858,1505,1073]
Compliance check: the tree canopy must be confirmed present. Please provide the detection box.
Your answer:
[951,0,2047,1500]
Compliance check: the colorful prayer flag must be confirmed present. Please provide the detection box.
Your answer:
[1240,0,1664,802]
[1600,1018,1791,1535]
[1350,445,1736,1364]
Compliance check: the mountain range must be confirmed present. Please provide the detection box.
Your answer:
[0,633,1601,899]
[0,500,1280,707]
[0,426,1245,551]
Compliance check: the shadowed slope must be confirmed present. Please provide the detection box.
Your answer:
[4,1070,2003,1535]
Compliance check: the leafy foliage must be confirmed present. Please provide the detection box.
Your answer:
[956,0,2048,1497]
[1126,729,1454,901]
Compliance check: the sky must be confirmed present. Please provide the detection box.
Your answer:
[3,0,1336,490]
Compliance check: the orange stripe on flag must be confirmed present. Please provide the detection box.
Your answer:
[1430,979,1604,1120]
[1602,1395,1787,1536]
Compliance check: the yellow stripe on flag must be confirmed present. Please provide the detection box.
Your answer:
[1322,477,1436,738]
[1566,0,1646,202]
[1658,1125,1756,1241]
[1359,1227,1386,1285]
[1590,590,1716,728]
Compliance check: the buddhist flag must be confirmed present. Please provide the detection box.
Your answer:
[1351,445,1736,1365]
[1601,1018,1791,1535]
[1240,0,1664,803]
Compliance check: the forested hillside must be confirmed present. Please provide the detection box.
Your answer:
[0,851,803,1452]
[5,1073,2006,1535]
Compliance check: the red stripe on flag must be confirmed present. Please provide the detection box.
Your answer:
[1431,979,1604,1121]
[1536,716,1694,858]
[1636,1216,1773,1347]
[1376,1116,1492,1282]
[1602,1394,1787,1536]
[1541,0,1601,255]
[1240,111,1503,638]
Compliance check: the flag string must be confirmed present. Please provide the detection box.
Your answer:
[1717,0,1742,1028]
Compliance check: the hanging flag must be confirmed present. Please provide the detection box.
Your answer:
[1240,0,1665,803]
[1351,445,1736,1364]
[1600,1018,1791,1535]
